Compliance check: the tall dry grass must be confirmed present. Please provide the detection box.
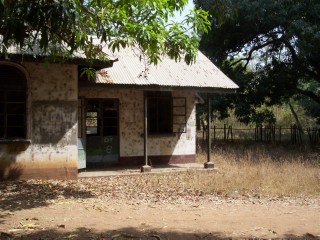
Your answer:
[79,143,319,201]
[194,143,320,197]
[101,143,319,201]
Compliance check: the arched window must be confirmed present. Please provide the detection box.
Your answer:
[0,64,27,139]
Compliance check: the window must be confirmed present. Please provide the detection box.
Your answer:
[85,99,119,136]
[86,100,99,135]
[146,91,172,134]
[0,65,27,139]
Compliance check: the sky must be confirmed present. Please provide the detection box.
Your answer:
[173,0,195,22]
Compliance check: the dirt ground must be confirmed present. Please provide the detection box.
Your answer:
[0,178,320,240]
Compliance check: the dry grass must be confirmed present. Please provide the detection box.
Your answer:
[3,144,318,205]
[105,143,320,200]
[193,143,320,197]
[72,143,319,203]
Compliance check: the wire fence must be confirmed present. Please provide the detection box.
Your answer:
[199,124,320,146]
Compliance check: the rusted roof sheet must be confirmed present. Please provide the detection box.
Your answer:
[95,47,238,91]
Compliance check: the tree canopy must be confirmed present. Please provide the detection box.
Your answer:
[195,0,320,124]
[0,0,210,65]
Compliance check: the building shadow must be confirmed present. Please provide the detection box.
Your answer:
[1,226,318,240]
[0,180,95,212]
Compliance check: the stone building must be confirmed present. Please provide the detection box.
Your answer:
[0,47,238,179]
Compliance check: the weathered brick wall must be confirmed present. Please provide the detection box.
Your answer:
[0,62,78,180]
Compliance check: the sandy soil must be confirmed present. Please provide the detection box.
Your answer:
[0,179,319,239]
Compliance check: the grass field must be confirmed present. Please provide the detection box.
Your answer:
[98,143,320,201]
[193,143,320,197]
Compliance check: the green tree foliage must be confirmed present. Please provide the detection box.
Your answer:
[197,65,277,125]
[296,80,320,124]
[195,0,320,124]
[0,0,210,65]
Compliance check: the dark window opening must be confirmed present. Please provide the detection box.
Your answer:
[102,100,118,136]
[146,91,172,134]
[0,65,27,139]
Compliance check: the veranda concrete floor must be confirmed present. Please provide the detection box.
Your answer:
[78,163,214,177]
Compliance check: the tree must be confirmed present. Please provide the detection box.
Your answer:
[296,80,320,124]
[0,0,210,65]
[195,0,320,124]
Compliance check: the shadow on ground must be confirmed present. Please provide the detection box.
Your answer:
[1,227,319,240]
[0,180,94,212]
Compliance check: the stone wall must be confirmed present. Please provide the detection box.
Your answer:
[0,62,78,180]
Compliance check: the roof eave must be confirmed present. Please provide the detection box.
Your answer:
[0,53,116,68]
[79,82,238,94]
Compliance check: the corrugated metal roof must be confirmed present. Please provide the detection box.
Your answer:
[2,36,238,91]
[95,47,238,91]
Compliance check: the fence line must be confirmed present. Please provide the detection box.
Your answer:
[200,124,320,146]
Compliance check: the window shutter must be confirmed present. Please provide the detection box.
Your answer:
[172,97,187,133]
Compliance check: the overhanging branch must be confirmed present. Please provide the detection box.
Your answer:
[230,39,279,69]
[297,88,320,105]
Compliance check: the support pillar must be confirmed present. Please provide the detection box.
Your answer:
[141,95,151,172]
[204,94,214,169]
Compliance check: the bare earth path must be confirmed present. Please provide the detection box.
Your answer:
[1,178,319,239]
